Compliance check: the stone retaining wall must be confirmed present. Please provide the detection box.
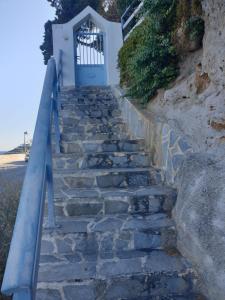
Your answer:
[112,86,193,187]
[112,86,225,299]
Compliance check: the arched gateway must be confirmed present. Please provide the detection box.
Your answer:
[74,17,106,86]
[52,6,123,88]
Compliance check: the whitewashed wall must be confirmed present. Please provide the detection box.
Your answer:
[52,6,123,88]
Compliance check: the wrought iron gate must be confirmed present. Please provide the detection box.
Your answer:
[75,19,106,86]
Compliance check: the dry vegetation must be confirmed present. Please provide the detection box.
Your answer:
[0,160,25,300]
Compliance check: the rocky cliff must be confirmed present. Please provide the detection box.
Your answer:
[146,1,225,299]
[147,0,225,158]
[116,1,225,299]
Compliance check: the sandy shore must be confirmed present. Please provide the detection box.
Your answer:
[0,154,27,185]
[0,154,26,169]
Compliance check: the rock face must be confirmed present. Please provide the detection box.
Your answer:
[140,2,225,298]
[37,87,204,299]
[145,0,225,157]
[173,154,225,300]
[111,2,225,299]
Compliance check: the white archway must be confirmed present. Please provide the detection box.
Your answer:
[52,6,123,88]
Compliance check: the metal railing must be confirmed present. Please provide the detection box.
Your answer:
[121,0,144,41]
[1,50,63,300]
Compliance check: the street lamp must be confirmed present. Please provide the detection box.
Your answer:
[24,131,28,154]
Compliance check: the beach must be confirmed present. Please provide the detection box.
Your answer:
[0,154,26,185]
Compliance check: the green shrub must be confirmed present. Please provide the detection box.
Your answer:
[118,0,179,103]
[118,19,146,86]
[118,0,204,103]
[186,16,205,41]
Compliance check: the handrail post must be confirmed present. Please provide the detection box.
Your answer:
[46,123,56,229]
[13,289,32,300]
[46,138,56,229]
[53,89,61,154]
[57,50,63,92]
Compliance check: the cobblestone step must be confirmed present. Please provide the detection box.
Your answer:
[53,167,161,190]
[53,152,150,170]
[38,87,203,299]
[37,250,197,299]
[59,87,115,100]
[38,248,192,282]
[41,213,176,256]
[61,106,120,120]
[60,139,146,154]
[61,132,129,142]
[43,214,174,235]
[53,185,176,216]
[53,196,173,217]
[37,279,201,300]
[54,185,176,199]
[61,123,127,140]
[60,86,112,94]
[53,187,176,217]
[60,115,124,127]
[61,102,119,110]
[61,122,126,132]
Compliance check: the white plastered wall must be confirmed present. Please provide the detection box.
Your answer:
[52,6,123,88]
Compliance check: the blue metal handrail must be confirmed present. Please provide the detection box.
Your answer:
[121,0,143,40]
[1,51,63,300]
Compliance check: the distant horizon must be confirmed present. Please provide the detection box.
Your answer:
[0,142,30,152]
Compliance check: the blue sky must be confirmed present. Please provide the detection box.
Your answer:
[0,0,55,151]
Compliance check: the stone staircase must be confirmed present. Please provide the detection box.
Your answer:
[37,87,202,300]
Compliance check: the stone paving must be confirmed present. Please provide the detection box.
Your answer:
[37,87,203,300]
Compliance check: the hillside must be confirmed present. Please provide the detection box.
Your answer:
[6,144,31,155]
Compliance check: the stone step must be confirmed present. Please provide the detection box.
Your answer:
[54,167,161,190]
[60,86,112,94]
[53,194,174,218]
[61,122,127,136]
[37,275,201,300]
[43,213,174,235]
[41,213,176,256]
[60,94,117,105]
[60,89,115,100]
[60,98,118,107]
[60,115,124,126]
[54,185,176,200]
[60,139,146,154]
[53,152,150,170]
[61,102,119,110]
[38,247,191,282]
[61,132,129,142]
[38,251,192,282]
[61,119,126,128]
[38,249,197,300]
[61,107,121,119]
[61,105,120,119]
[38,87,203,300]
[53,184,176,217]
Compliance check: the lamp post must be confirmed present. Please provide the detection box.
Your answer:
[24,131,28,154]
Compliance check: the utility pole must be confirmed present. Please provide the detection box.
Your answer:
[24,131,28,154]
